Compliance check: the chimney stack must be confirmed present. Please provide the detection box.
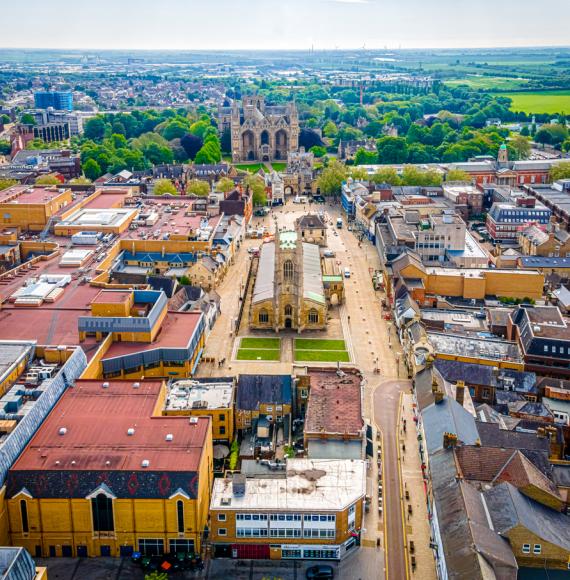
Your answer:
[443,432,458,449]
[455,380,465,407]
[432,376,444,404]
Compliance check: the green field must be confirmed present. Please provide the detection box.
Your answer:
[294,350,350,363]
[499,90,570,114]
[234,163,267,173]
[294,338,349,363]
[445,75,529,91]
[240,337,281,349]
[295,339,347,351]
[237,348,281,361]
[269,162,287,172]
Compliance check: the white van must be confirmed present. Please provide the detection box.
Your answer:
[344,267,351,278]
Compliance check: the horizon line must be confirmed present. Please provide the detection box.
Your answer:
[2,44,570,52]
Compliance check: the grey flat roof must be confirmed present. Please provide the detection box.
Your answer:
[0,342,33,384]
[302,242,325,305]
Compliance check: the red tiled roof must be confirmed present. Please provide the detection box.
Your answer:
[304,369,363,436]
[11,380,210,472]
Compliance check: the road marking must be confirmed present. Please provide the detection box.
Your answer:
[396,391,411,580]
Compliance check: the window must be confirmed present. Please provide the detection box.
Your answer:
[177,500,184,534]
[219,413,225,421]
[20,500,29,534]
[259,309,269,324]
[300,389,308,399]
[522,544,530,554]
[284,304,293,317]
[308,309,319,324]
[91,493,114,532]
[283,260,293,280]
[266,406,273,412]
[169,539,194,554]
[219,426,226,435]
[218,528,227,536]
[139,539,164,556]
[218,513,226,521]
[533,544,541,554]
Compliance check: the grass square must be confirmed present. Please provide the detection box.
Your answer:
[294,350,350,363]
[236,349,281,361]
[240,337,281,349]
[295,339,346,351]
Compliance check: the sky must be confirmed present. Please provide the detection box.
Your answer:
[3,0,570,51]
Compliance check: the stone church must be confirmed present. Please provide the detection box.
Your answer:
[220,96,299,163]
[250,230,327,332]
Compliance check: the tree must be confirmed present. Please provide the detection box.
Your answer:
[371,167,401,185]
[0,178,17,191]
[145,572,168,580]
[299,128,324,150]
[186,179,210,196]
[144,143,174,165]
[401,166,442,186]
[376,137,409,164]
[322,120,338,138]
[0,141,11,155]
[354,148,378,165]
[180,133,204,159]
[446,169,471,182]
[520,125,530,137]
[309,145,327,158]
[316,159,347,196]
[350,167,369,180]
[216,177,235,193]
[69,176,92,185]
[20,113,36,125]
[84,117,107,141]
[509,134,531,160]
[153,179,178,195]
[550,161,570,182]
[83,158,102,181]
[244,175,267,206]
[35,175,61,185]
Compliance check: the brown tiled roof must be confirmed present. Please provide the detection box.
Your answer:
[304,370,363,436]
[455,445,560,500]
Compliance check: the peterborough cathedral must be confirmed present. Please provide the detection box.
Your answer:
[219,96,299,163]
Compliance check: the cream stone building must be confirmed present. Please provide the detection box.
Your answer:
[223,96,299,163]
[250,230,327,332]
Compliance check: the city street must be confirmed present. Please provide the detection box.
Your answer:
[196,198,435,580]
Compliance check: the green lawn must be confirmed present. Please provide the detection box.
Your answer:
[270,162,287,172]
[240,337,281,349]
[234,163,267,173]
[445,75,529,91]
[295,339,347,351]
[294,350,350,363]
[499,90,570,114]
[236,348,281,361]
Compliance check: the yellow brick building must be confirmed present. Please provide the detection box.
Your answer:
[0,185,72,232]
[6,380,213,559]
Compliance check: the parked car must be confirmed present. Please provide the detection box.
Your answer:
[248,246,260,256]
[323,249,335,258]
[306,564,334,579]
[313,194,326,203]
[344,267,351,278]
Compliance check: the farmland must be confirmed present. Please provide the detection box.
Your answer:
[500,90,570,114]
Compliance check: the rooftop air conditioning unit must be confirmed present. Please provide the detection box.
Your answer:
[141,459,150,468]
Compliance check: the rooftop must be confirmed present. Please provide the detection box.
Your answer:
[428,331,522,362]
[304,369,363,437]
[210,458,366,511]
[0,185,69,205]
[165,379,235,411]
[10,379,210,473]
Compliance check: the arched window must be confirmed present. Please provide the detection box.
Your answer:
[91,493,114,532]
[177,500,184,534]
[259,309,269,324]
[308,309,319,324]
[260,130,269,145]
[20,500,29,534]
[284,304,293,316]
[283,260,293,280]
